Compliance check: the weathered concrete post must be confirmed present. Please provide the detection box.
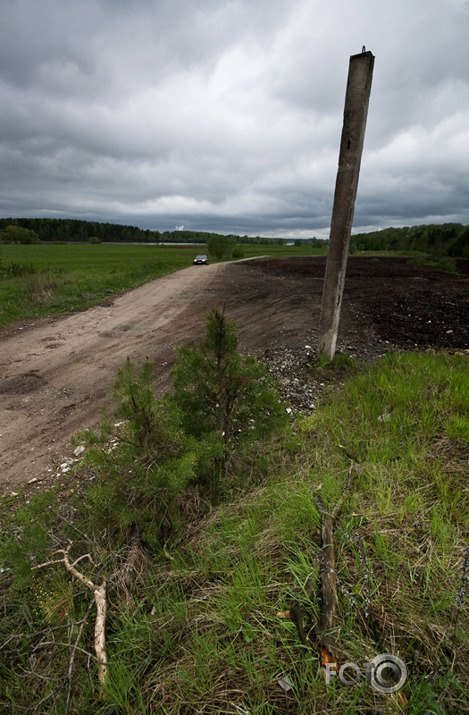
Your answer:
[318,50,374,359]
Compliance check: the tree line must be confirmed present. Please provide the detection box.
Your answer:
[350,223,469,257]
[1,217,467,256]
[0,218,287,246]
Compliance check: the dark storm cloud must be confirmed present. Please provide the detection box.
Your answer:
[1,0,468,236]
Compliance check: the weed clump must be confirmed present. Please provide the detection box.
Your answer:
[0,245,37,278]
[407,256,458,274]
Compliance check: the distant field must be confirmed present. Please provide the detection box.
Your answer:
[234,243,327,258]
[0,243,326,324]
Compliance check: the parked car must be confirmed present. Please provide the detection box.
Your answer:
[193,254,209,265]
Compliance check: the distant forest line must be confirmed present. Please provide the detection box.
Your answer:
[0,217,468,256]
[0,218,291,247]
[350,222,469,257]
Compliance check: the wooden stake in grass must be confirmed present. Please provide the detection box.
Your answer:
[314,466,356,665]
[279,466,357,667]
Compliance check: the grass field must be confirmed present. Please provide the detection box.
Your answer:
[0,243,327,324]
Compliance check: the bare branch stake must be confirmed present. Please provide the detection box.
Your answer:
[280,466,357,668]
[315,465,356,665]
[32,531,142,698]
[33,542,109,694]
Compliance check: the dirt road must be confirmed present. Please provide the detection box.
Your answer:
[1,256,468,495]
[0,263,231,495]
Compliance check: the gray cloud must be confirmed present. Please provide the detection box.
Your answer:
[1,0,468,236]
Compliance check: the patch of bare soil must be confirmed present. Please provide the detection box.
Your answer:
[1,256,467,495]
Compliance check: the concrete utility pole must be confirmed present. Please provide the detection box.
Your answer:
[318,50,374,359]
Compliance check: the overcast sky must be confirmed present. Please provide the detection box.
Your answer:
[1,0,468,238]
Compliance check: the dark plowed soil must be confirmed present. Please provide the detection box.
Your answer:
[234,256,469,351]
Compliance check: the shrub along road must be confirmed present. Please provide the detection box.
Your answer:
[1,256,467,495]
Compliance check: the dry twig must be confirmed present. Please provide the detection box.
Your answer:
[31,527,143,698]
[66,598,95,712]
[32,542,109,692]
